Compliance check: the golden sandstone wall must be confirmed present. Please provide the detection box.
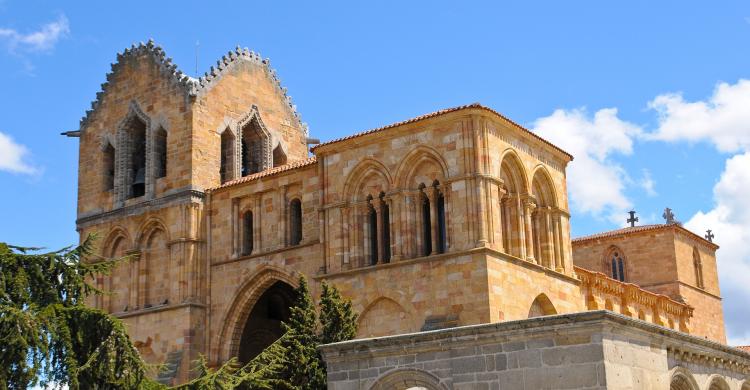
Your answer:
[571,225,725,342]
[73,42,729,384]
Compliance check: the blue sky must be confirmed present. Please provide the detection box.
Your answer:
[1,1,749,343]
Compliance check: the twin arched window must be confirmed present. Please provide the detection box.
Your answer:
[419,181,447,257]
[366,193,391,265]
[610,249,626,282]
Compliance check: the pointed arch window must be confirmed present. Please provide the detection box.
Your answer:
[693,247,704,289]
[127,117,147,198]
[611,250,626,282]
[289,198,302,246]
[367,196,378,265]
[154,127,167,179]
[240,117,269,176]
[242,211,254,256]
[434,181,447,254]
[103,142,115,191]
[220,130,236,183]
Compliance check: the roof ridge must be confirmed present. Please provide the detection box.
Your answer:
[207,156,318,191]
[311,103,572,159]
[78,39,306,135]
[572,223,718,249]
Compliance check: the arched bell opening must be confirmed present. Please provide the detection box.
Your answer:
[237,281,295,364]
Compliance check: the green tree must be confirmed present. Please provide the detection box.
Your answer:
[277,276,325,390]
[318,281,358,345]
[0,238,160,390]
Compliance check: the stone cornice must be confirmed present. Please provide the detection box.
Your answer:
[319,310,750,374]
[76,189,205,229]
[77,40,306,135]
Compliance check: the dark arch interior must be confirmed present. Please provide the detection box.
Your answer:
[238,281,295,364]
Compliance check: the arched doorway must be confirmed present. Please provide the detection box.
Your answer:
[237,281,295,364]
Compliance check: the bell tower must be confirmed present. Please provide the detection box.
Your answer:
[66,40,309,384]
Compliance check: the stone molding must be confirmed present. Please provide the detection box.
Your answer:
[76,189,205,229]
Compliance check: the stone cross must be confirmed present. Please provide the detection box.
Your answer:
[705,229,715,243]
[627,210,639,227]
[663,208,676,224]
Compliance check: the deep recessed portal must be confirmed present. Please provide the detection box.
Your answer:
[238,281,295,364]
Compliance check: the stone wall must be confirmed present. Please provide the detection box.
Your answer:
[571,225,725,342]
[320,311,750,390]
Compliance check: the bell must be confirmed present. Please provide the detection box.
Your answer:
[133,167,146,185]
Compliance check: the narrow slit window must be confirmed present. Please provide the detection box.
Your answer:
[242,211,253,255]
[289,198,302,246]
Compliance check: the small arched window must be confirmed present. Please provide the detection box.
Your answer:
[379,193,391,263]
[220,130,235,183]
[610,250,626,282]
[128,117,147,198]
[434,181,446,254]
[289,198,302,246]
[154,127,167,178]
[420,185,432,257]
[367,197,378,265]
[103,142,115,191]
[693,247,704,289]
[242,211,253,255]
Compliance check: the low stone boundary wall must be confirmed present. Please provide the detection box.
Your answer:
[320,311,750,390]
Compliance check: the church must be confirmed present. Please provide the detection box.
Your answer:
[68,41,748,388]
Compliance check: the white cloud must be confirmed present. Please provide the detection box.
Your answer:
[684,152,750,345]
[639,169,657,197]
[0,131,37,174]
[0,14,69,54]
[648,79,750,153]
[532,108,642,223]
[648,78,750,345]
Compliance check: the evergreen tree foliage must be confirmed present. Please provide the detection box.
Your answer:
[0,236,359,390]
[277,276,326,390]
[0,237,160,390]
[318,281,358,345]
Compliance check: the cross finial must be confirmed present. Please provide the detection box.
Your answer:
[705,229,715,243]
[627,210,639,227]
[663,207,676,224]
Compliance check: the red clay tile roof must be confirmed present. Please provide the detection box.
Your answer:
[310,103,573,160]
[736,346,750,353]
[207,157,317,191]
[572,223,718,249]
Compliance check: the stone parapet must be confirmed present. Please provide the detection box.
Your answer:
[320,311,750,390]
[576,266,693,332]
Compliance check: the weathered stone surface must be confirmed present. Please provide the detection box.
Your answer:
[320,311,750,390]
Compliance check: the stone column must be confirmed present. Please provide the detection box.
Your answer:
[497,187,507,253]
[253,197,262,252]
[516,194,527,259]
[231,198,240,258]
[523,197,536,262]
[385,195,398,261]
[441,183,452,251]
[427,189,438,255]
[278,185,288,248]
[342,206,350,268]
[389,194,402,261]
[545,207,554,269]
[362,202,373,266]
[404,191,418,259]
[475,178,488,246]
[552,211,563,272]
[128,250,143,309]
[415,193,424,257]
[372,200,384,264]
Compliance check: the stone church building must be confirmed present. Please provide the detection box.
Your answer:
[68,41,748,388]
